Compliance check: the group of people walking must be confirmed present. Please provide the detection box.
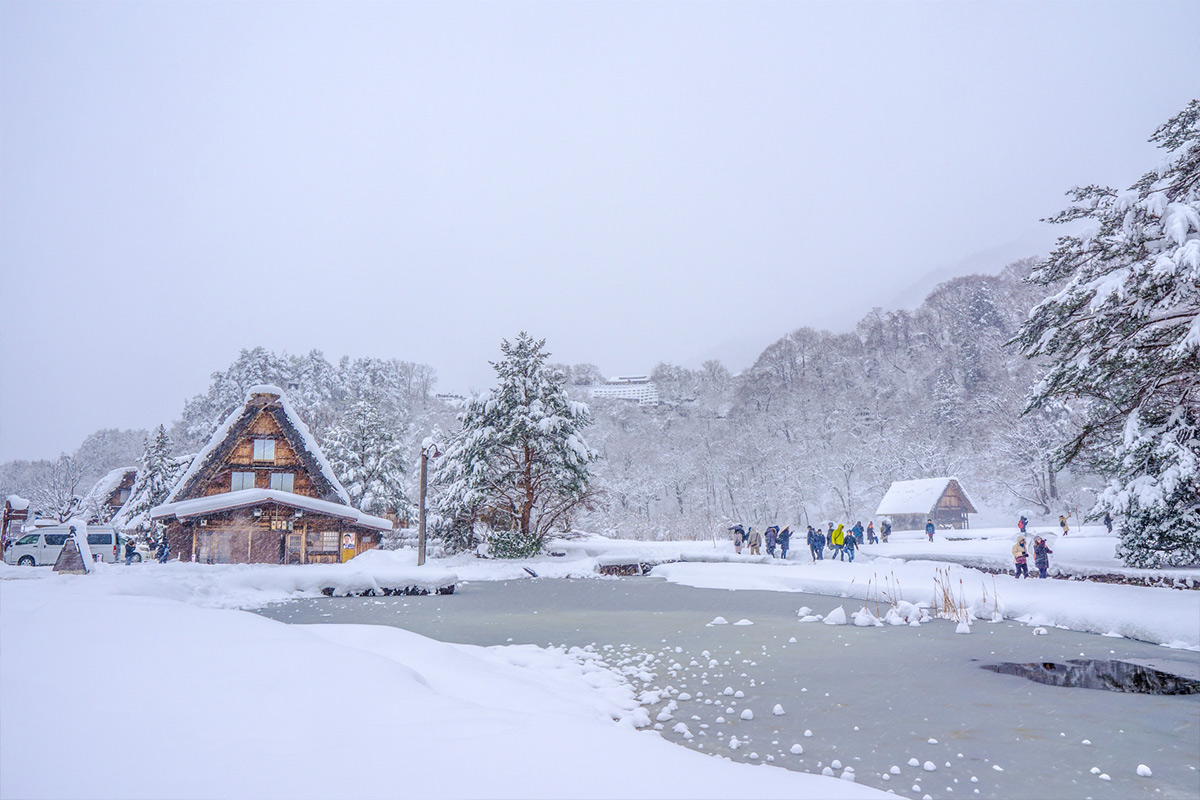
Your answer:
[728,524,794,559]
[729,519,895,563]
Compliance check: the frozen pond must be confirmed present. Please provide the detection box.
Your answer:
[256,577,1200,799]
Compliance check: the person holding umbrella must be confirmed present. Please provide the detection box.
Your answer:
[1033,534,1055,579]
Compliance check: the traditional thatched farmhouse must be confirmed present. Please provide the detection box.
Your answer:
[874,477,977,531]
[82,466,138,523]
[150,385,391,564]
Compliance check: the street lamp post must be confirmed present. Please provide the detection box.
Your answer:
[418,440,440,566]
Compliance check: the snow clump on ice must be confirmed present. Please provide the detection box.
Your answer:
[852,606,883,627]
[1137,764,1153,777]
[924,761,937,772]
[772,704,785,716]
[740,709,753,720]
[733,619,754,626]
[790,744,803,755]
[823,606,848,625]
[710,617,728,625]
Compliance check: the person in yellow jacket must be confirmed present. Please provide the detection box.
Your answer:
[830,524,846,561]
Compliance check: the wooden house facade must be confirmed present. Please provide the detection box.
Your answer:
[150,386,391,564]
[874,477,978,530]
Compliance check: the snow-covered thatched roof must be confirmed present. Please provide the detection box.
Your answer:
[82,466,137,510]
[874,477,977,516]
[164,384,350,506]
[151,489,392,532]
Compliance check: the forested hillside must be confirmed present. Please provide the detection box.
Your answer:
[575,259,1090,538]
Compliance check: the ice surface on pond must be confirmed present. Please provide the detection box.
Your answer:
[258,578,1200,800]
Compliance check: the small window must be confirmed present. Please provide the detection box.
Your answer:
[86,533,112,546]
[44,534,69,546]
[117,489,131,503]
[16,534,38,545]
[322,531,339,551]
[231,471,256,491]
[269,473,294,493]
[253,439,275,461]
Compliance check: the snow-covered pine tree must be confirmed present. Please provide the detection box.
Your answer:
[116,426,187,533]
[435,333,599,557]
[1016,100,1200,567]
[322,398,409,519]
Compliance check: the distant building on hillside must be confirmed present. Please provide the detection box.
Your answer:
[150,385,391,565]
[588,375,659,406]
[874,477,978,530]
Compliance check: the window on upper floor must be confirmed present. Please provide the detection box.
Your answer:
[269,473,294,493]
[231,471,256,492]
[253,439,275,461]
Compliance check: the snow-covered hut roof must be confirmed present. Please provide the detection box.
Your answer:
[874,477,977,517]
[164,384,350,505]
[151,489,392,532]
[82,466,137,508]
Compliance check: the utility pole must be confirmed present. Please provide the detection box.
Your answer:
[418,439,439,566]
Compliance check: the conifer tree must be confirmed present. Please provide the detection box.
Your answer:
[1016,100,1200,567]
[115,426,187,532]
[435,333,598,557]
[322,398,409,518]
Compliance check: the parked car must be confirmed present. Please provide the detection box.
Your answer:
[3,525,121,566]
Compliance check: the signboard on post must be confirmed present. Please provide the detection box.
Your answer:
[341,531,355,562]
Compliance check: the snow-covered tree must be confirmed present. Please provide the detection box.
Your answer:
[115,426,188,533]
[322,398,409,518]
[435,333,599,557]
[1016,100,1200,567]
[32,454,85,521]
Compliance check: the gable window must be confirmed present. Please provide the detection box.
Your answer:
[231,471,256,492]
[117,489,131,504]
[269,473,294,493]
[253,439,276,462]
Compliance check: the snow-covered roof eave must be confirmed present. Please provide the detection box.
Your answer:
[151,489,393,532]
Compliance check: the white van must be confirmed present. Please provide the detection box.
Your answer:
[4,525,121,566]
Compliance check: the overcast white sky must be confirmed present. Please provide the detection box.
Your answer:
[1,1,1197,461]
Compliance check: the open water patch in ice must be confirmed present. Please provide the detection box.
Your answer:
[983,658,1200,694]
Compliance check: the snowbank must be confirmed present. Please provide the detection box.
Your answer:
[649,558,1200,649]
[0,550,456,609]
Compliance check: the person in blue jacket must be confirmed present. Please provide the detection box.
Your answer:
[765,526,778,558]
[925,519,936,542]
[806,526,820,561]
[843,529,858,562]
[778,527,792,560]
[851,521,864,545]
